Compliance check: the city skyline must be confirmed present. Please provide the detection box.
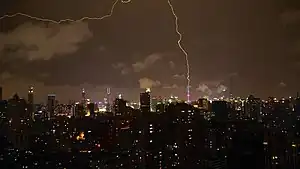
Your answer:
[1,0,300,102]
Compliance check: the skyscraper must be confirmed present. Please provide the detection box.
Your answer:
[28,86,34,104]
[140,88,151,113]
[245,95,262,120]
[151,97,158,112]
[114,97,127,116]
[81,88,86,103]
[28,86,34,119]
[106,88,112,112]
[47,94,56,118]
[81,88,88,115]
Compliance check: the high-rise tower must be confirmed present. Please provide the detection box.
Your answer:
[81,88,86,103]
[47,94,56,119]
[106,88,112,112]
[28,86,34,119]
[140,88,151,113]
[28,86,34,104]
[81,88,90,116]
[187,85,191,104]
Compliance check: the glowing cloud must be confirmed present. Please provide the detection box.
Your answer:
[139,77,161,89]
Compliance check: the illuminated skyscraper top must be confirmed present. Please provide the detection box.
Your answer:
[28,86,34,104]
[81,88,86,102]
[106,87,112,112]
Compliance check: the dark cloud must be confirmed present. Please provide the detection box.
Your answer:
[132,53,162,72]
[112,62,130,75]
[163,84,178,89]
[1,0,300,102]
[0,21,92,60]
[138,77,161,89]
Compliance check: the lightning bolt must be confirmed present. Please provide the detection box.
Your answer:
[0,0,192,102]
[121,0,132,4]
[0,0,122,24]
[167,0,191,103]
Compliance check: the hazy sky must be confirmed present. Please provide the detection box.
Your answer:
[1,0,300,102]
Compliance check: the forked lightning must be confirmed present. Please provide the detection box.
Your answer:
[167,0,191,103]
[0,0,191,102]
[0,0,121,23]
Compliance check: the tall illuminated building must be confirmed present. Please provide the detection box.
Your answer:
[47,94,56,118]
[106,87,112,112]
[81,88,89,115]
[114,94,127,116]
[140,88,151,113]
[81,88,86,103]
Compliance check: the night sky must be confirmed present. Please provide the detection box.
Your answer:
[1,0,300,103]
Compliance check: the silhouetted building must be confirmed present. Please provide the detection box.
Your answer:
[151,97,158,112]
[7,94,29,149]
[245,95,262,120]
[228,123,264,169]
[0,100,7,119]
[7,94,28,122]
[140,89,151,113]
[295,97,300,118]
[87,102,95,117]
[75,103,85,117]
[114,98,127,116]
[47,94,56,118]
[28,86,34,105]
[212,101,229,122]
[27,86,34,119]
[198,98,209,110]
[156,102,165,113]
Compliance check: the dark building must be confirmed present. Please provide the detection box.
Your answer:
[140,89,151,113]
[295,97,300,118]
[75,103,85,117]
[0,100,7,120]
[227,122,264,169]
[47,94,56,118]
[151,97,158,112]
[114,97,127,116]
[87,102,95,117]
[245,95,262,120]
[197,98,209,110]
[7,94,29,149]
[28,86,34,105]
[7,94,28,121]
[27,86,34,119]
[212,101,229,122]
[156,102,165,114]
